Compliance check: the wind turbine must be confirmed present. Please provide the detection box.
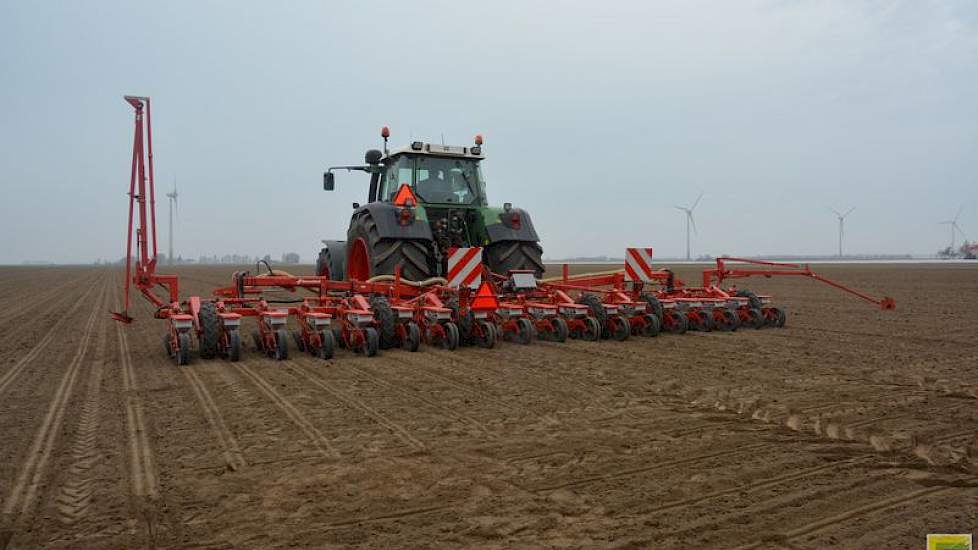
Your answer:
[165,179,178,265]
[675,192,702,261]
[939,206,967,252]
[830,207,854,257]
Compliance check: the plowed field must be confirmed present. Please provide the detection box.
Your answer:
[0,263,975,549]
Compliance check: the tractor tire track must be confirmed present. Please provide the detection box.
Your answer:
[118,321,159,499]
[423,349,595,420]
[286,362,427,452]
[2,282,106,519]
[532,441,773,492]
[344,360,495,438]
[0,271,97,330]
[395,354,518,411]
[54,316,110,525]
[731,486,958,550]
[234,364,340,459]
[0,282,100,398]
[182,367,247,471]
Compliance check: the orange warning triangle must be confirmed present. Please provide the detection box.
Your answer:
[392,183,417,206]
[470,280,499,311]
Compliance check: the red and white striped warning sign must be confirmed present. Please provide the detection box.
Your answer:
[446,247,483,289]
[624,247,655,282]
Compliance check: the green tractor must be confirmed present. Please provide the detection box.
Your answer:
[318,128,544,281]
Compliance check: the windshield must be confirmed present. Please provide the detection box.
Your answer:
[415,156,484,205]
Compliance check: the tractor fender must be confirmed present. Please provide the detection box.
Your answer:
[351,203,434,241]
[485,207,540,243]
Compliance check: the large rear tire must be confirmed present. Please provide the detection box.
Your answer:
[348,212,432,281]
[316,241,347,280]
[485,240,544,278]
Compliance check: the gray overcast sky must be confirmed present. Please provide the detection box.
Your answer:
[1,1,976,263]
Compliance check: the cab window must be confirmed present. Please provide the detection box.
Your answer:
[381,156,415,201]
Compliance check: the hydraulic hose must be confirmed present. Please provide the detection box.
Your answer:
[365,274,448,287]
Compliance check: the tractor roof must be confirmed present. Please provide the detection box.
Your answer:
[386,142,485,160]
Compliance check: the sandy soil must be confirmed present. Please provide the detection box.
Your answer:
[0,263,975,549]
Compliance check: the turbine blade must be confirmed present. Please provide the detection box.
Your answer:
[954,205,963,222]
[689,213,698,235]
[843,207,854,218]
[691,192,703,211]
[830,207,842,217]
[954,223,968,241]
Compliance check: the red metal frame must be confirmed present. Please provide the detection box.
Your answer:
[703,257,896,310]
[112,96,181,324]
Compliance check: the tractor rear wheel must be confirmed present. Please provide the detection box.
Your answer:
[316,241,346,280]
[485,240,545,278]
[347,212,432,281]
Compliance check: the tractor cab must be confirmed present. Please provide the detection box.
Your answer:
[377,145,488,207]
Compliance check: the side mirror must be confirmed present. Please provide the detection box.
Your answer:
[323,172,335,191]
[352,202,360,209]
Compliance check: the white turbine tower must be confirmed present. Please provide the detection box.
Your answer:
[675,192,702,261]
[166,180,178,265]
[830,207,854,258]
[939,206,967,253]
